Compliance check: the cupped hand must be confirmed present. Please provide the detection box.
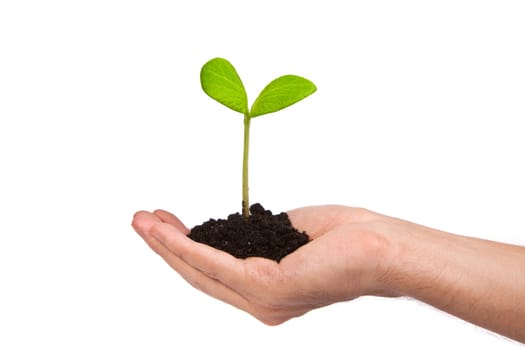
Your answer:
[132,205,396,325]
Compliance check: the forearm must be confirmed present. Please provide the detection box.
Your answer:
[383,218,525,343]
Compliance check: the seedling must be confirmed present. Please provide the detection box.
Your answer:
[200,58,317,220]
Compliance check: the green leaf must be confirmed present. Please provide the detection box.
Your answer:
[200,58,248,114]
[250,75,317,118]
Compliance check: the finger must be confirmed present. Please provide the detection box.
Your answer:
[132,210,161,238]
[287,205,374,239]
[133,212,253,315]
[153,209,189,234]
[149,222,247,293]
[287,206,334,239]
[141,227,253,315]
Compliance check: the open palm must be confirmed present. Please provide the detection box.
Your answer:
[132,205,393,325]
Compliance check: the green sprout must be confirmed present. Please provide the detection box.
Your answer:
[200,57,317,220]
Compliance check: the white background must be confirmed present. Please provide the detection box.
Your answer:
[1,0,524,348]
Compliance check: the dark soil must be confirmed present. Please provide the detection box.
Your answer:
[188,203,309,262]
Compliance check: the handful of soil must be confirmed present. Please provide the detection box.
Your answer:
[188,203,309,262]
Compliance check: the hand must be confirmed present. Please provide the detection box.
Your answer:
[132,205,525,342]
[132,205,395,325]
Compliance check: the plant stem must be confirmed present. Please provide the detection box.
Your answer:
[242,113,251,220]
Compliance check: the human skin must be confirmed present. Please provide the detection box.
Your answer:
[132,206,525,343]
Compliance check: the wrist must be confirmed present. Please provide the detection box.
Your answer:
[375,217,458,301]
[338,208,410,298]
[364,215,441,298]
